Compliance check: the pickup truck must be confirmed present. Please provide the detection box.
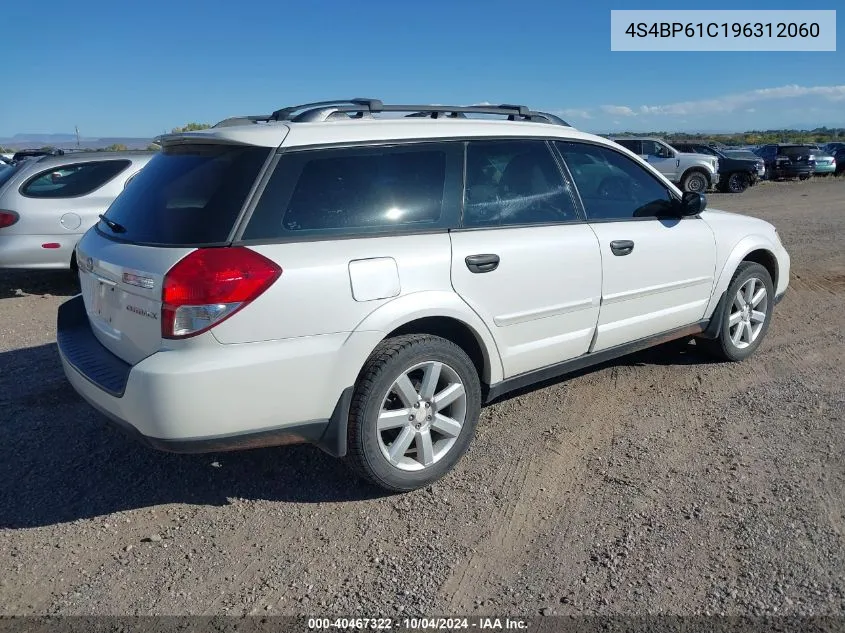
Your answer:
[672,142,765,193]
[609,136,719,194]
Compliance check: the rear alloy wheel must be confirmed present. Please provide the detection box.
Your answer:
[726,172,750,193]
[700,262,774,362]
[346,334,481,492]
[682,171,709,193]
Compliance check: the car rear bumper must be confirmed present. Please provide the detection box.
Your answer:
[56,295,364,456]
[813,164,836,174]
[770,164,813,178]
[0,233,78,269]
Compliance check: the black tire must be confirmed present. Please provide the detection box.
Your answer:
[724,172,750,193]
[346,334,482,492]
[699,262,774,362]
[799,173,811,181]
[682,170,709,193]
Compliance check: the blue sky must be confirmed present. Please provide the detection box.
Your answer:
[2,0,842,137]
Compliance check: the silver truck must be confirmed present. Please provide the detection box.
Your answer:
[610,136,719,193]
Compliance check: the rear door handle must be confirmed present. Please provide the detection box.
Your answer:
[610,240,635,256]
[465,254,500,274]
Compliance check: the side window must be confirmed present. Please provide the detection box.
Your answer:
[555,141,676,221]
[463,140,578,227]
[243,143,458,239]
[615,139,640,154]
[21,160,130,198]
[640,140,661,155]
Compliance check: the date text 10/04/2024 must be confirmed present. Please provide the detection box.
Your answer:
[307,617,529,630]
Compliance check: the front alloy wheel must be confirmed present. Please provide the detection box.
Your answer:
[699,262,774,362]
[727,277,768,349]
[726,172,750,193]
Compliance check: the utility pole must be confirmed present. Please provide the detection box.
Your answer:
[75,126,80,148]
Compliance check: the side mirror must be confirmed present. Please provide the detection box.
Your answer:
[679,191,707,216]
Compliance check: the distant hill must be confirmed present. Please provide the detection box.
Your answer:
[0,133,153,150]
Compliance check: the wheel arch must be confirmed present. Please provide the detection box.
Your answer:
[704,236,780,320]
[680,166,712,187]
[349,291,504,386]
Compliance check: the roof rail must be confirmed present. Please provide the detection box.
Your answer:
[271,99,569,126]
[210,99,571,127]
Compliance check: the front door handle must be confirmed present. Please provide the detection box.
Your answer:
[610,240,635,256]
[465,254,500,274]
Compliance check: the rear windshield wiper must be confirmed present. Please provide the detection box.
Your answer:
[98,214,127,234]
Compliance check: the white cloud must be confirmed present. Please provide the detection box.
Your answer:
[556,108,592,119]
[600,105,636,116]
[600,84,845,118]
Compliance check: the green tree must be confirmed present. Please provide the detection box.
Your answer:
[104,143,128,151]
[146,143,161,151]
[171,122,211,133]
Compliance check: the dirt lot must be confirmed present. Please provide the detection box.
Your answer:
[1,178,843,618]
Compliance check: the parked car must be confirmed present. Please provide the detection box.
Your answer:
[753,144,815,181]
[11,148,66,163]
[807,148,836,176]
[608,136,719,193]
[822,143,845,175]
[0,151,155,269]
[56,99,790,492]
[672,142,764,193]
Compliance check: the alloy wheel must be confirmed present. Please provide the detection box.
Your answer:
[728,277,768,349]
[376,361,467,471]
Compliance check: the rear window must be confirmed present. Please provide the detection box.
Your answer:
[242,143,457,240]
[0,161,25,191]
[778,146,812,158]
[98,144,271,246]
[22,160,130,198]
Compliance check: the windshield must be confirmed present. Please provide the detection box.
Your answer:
[98,144,270,246]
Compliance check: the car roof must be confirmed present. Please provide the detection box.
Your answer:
[607,136,663,141]
[18,150,156,169]
[153,98,625,151]
[157,117,623,151]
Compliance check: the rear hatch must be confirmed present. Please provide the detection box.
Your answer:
[75,138,278,365]
[777,146,814,171]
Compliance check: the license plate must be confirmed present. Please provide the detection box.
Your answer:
[91,277,117,323]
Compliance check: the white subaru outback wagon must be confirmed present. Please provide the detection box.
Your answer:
[57,99,790,492]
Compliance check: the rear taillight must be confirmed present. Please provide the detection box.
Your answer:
[161,247,282,339]
[0,211,19,228]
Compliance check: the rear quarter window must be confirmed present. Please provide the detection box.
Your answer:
[98,144,271,246]
[242,143,461,240]
[21,160,131,198]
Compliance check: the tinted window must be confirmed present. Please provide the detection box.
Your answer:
[244,143,456,239]
[555,141,676,221]
[22,160,130,198]
[463,140,577,227]
[0,161,25,191]
[615,139,640,153]
[99,144,270,246]
[779,146,811,158]
[640,140,664,155]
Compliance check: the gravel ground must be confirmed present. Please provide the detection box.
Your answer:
[0,178,843,618]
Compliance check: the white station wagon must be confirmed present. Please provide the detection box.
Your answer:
[57,99,790,491]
